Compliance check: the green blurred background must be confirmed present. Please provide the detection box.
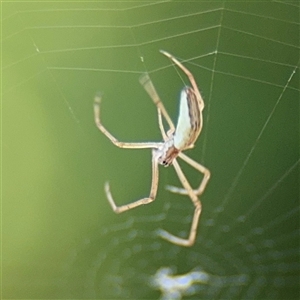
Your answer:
[2,1,299,299]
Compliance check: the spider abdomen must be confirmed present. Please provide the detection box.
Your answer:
[174,87,202,150]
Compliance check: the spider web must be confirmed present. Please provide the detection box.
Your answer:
[2,1,299,299]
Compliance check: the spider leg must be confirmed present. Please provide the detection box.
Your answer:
[166,152,210,196]
[139,73,175,140]
[156,159,201,247]
[94,94,160,149]
[156,108,168,140]
[160,50,204,111]
[105,149,159,213]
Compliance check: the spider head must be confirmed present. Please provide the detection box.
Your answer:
[155,138,179,167]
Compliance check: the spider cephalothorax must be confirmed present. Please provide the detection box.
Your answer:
[155,138,179,167]
[94,50,210,247]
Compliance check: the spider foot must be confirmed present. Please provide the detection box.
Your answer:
[166,185,202,196]
[94,92,102,105]
[156,228,194,247]
[104,181,120,213]
[165,184,189,195]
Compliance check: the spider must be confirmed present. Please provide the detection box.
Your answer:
[94,50,211,247]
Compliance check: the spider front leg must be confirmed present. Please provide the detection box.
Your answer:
[156,159,202,247]
[105,149,159,213]
[166,153,210,196]
[139,73,175,141]
[160,50,204,111]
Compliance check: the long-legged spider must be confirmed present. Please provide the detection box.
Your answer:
[94,50,210,247]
